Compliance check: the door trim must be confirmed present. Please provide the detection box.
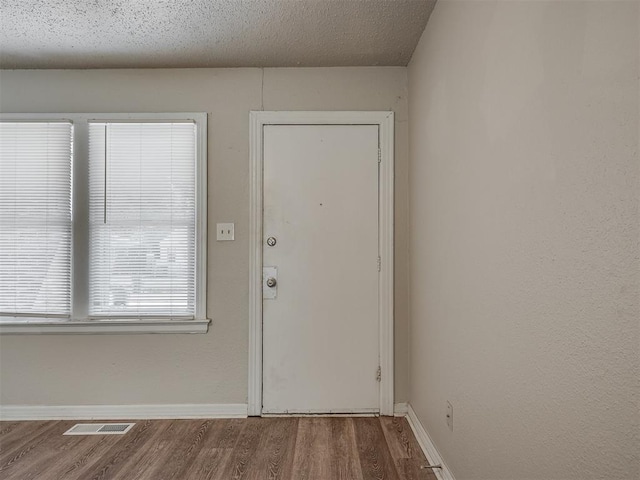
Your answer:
[248,111,394,416]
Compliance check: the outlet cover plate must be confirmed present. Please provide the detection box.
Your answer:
[216,223,235,241]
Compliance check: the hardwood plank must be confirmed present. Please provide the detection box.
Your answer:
[151,420,215,480]
[380,417,414,459]
[205,418,246,449]
[0,421,65,476]
[0,421,54,457]
[291,417,332,480]
[35,434,124,480]
[246,417,298,480]
[394,458,439,480]
[0,422,22,437]
[170,417,246,480]
[182,446,233,480]
[354,417,401,480]
[44,421,141,480]
[104,420,186,480]
[79,419,160,480]
[3,421,98,480]
[218,417,268,480]
[380,417,436,480]
[330,417,364,480]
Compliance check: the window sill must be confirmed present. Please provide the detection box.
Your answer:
[0,318,211,335]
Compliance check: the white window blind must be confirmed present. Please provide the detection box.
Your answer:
[0,122,73,316]
[88,122,197,317]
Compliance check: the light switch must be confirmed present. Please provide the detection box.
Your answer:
[216,223,235,241]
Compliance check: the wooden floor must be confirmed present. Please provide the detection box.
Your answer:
[0,417,437,480]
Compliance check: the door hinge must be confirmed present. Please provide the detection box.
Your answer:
[377,256,381,272]
[376,366,382,382]
[378,148,381,164]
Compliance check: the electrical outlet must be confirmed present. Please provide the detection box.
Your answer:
[216,223,235,241]
[446,401,453,431]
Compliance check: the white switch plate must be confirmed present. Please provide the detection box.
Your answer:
[216,223,235,241]
[446,401,453,431]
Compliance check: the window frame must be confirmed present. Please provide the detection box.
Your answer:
[0,113,209,334]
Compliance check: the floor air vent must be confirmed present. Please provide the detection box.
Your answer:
[63,423,135,435]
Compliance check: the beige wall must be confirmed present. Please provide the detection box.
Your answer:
[408,1,639,479]
[0,67,409,405]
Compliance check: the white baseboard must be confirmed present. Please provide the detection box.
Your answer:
[393,402,409,416]
[0,403,248,420]
[405,403,456,480]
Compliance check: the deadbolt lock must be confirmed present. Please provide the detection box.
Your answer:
[266,277,277,288]
[266,237,277,247]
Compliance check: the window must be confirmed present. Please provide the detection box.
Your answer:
[88,122,197,317]
[0,122,73,317]
[0,114,208,334]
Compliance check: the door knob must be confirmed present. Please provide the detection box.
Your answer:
[263,266,277,299]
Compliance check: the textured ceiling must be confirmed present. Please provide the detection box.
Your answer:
[0,0,436,69]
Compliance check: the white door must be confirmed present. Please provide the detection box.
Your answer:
[262,124,380,414]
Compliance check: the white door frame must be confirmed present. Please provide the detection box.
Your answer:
[248,111,394,416]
